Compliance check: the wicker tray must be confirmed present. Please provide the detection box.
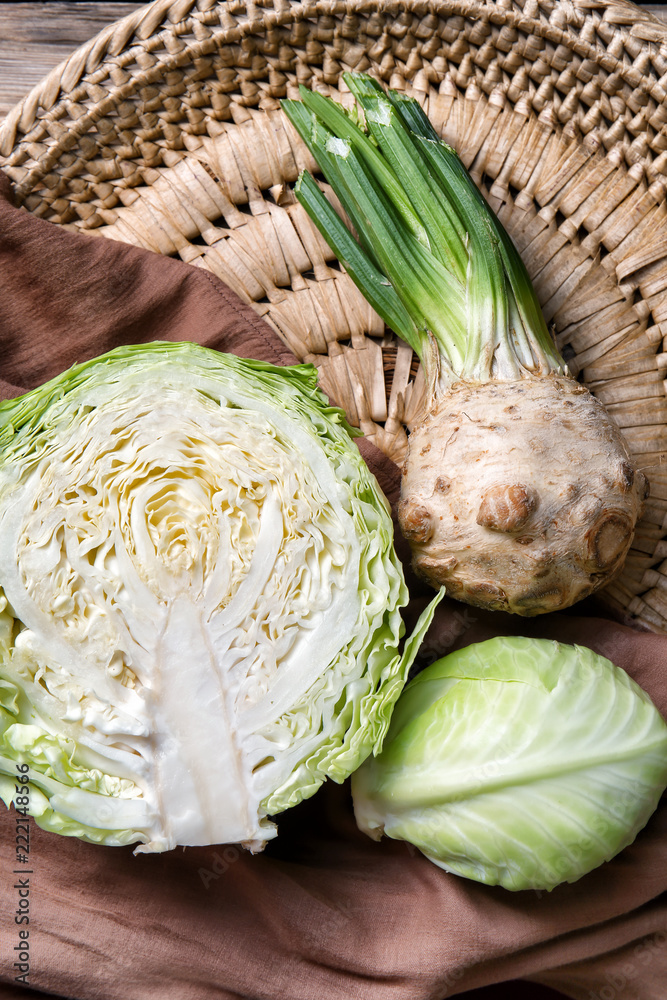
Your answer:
[1,0,667,629]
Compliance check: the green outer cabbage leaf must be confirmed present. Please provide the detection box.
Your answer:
[352,635,667,891]
[0,342,440,852]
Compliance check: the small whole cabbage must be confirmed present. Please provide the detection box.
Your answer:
[352,636,667,891]
[0,342,438,853]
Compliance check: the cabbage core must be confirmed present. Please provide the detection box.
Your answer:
[0,344,436,851]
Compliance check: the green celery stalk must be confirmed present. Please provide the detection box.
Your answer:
[294,170,421,353]
[283,99,468,378]
[283,75,566,395]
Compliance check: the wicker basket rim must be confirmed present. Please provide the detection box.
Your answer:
[3,0,667,161]
[2,0,667,631]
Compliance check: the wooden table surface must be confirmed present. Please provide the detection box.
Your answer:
[0,3,144,119]
[1,1,667,122]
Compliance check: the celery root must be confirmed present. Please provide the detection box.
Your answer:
[283,75,646,616]
[401,378,645,614]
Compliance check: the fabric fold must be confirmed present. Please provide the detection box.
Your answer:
[0,170,664,1000]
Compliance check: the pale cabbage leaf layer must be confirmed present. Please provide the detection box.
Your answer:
[353,636,667,890]
[0,343,438,852]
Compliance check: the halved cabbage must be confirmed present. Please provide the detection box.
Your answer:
[0,343,438,852]
[353,636,667,890]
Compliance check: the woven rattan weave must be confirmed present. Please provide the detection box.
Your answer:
[1,0,667,628]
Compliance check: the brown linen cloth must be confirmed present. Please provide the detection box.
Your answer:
[0,169,665,1000]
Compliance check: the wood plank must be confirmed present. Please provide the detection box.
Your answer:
[0,3,145,118]
[644,3,667,21]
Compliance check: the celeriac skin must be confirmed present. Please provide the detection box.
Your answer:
[400,376,647,614]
